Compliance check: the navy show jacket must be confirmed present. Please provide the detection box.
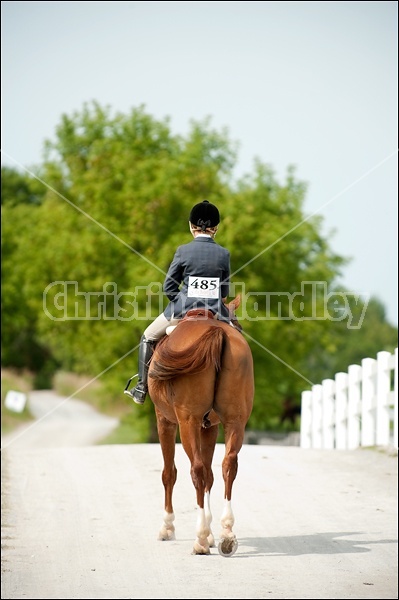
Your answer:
[163,236,231,320]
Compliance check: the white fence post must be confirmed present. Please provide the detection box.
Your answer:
[361,358,377,447]
[335,372,348,449]
[311,384,323,449]
[300,348,397,450]
[300,390,313,448]
[322,379,335,449]
[347,364,362,449]
[376,351,393,446]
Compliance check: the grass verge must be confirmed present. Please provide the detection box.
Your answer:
[1,369,35,435]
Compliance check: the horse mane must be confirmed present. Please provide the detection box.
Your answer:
[149,325,225,385]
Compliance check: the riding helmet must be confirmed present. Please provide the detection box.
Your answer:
[189,200,220,229]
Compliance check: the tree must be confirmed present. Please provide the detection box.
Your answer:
[2,102,397,436]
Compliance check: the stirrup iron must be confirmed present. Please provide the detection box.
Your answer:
[124,374,138,395]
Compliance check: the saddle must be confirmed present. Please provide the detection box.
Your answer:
[165,309,215,336]
[165,307,243,336]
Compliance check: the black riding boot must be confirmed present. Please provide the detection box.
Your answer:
[124,336,154,405]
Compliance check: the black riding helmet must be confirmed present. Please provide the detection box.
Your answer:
[189,200,220,231]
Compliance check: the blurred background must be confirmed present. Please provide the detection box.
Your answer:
[2,1,397,442]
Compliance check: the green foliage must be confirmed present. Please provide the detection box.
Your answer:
[1,173,57,383]
[98,411,154,445]
[1,166,45,207]
[2,102,397,439]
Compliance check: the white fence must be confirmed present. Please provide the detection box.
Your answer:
[300,348,398,450]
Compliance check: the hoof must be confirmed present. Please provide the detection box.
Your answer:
[218,537,238,557]
[158,529,175,541]
[192,540,211,555]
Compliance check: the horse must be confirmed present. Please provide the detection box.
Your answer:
[147,296,254,557]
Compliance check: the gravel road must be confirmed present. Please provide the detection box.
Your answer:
[1,391,397,599]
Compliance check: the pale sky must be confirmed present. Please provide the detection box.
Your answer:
[2,1,398,326]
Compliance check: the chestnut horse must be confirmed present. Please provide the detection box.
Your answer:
[148,298,254,556]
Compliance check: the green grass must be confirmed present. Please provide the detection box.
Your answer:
[52,370,129,418]
[98,411,151,445]
[1,368,35,434]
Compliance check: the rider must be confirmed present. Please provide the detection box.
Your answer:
[124,199,231,405]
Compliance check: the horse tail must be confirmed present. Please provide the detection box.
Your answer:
[150,326,225,382]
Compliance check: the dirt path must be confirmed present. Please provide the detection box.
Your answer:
[1,390,119,449]
[1,391,397,599]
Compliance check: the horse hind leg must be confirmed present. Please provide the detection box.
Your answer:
[156,411,178,542]
[192,503,211,555]
[178,418,211,555]
[204,491,214,547]
[191,452,213,555]
[159,511,175,542]
[201,422,219,548]
[192,420,220,553]
[218,473,239,557]
[218,424,246,557]
[218,499,238,557]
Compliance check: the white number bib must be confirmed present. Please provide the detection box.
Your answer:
[187,276,220,299]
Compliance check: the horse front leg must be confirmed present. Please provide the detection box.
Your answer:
[156,410,178,541]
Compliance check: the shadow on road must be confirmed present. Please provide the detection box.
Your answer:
[238,532,397,556]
